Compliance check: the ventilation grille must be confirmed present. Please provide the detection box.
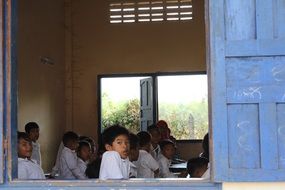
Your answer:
[110,0,193,23]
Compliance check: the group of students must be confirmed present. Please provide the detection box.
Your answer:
[17,120,210,180]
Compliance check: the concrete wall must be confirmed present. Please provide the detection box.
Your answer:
[69,0,206,140]
[17,0,66,172]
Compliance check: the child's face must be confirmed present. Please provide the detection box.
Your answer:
[150,130,161,146]
[68,139,79,151]
[162,144,175,159]
[78,146,91,162]
[105,134,129,159]
[18,138,32,158]
[28,128,39,142]
[193,165,208,178]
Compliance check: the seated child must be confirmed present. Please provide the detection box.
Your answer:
[59,131,86,179]
[187,157,209,178]
[25,122,41,166]
[134,131,159,178]
[99,125,130,180]
[158,140,176,178]
[77,140,91,178]
[128,133,139,178]
[17,132,45,179]
[147,124,161,160]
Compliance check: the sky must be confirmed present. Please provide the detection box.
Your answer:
[101,75,208,104]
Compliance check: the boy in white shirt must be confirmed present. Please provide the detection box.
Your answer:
[59,131,86,179]
[99,125,130,180]
[147,124,161,160]
[17,132,45,179]
[25,122,41,166]
[158,140,177,178]
[134,131,159,178]
[77,140,91,178]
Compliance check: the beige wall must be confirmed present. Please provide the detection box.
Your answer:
[17,0,66,172]
[69,0,206,139]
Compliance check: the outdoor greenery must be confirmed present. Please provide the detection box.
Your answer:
[101,93,208,139]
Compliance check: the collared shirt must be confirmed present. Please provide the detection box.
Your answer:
[31,141,41,166]
[59,146,86,179]
[158,154,176,178]
[150,144,161,161]
[99,151,130,180]
[77,158,88,178]
[18,158,45,179]
[134,150,159,178]
[129,161,137,178]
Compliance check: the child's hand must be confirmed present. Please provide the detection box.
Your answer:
[178,171,188,178]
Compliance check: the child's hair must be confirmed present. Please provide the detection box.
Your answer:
[24,122,39,134]
[18,131,31,142]
[159,139,175,150]
[62,131,79,146]
[187,157,208,177]
[101,125,129,146]
[129,133,139,150]
[78,140,91,152]
[137,131,151,147]
[147,124,160,133]
[201,133,209,160]
[79,136,96,152]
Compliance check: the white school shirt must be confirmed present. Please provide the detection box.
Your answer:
[77,158,88,178]
[201,163,210,179]
[59,146,86,179]
[31,141,41,166]
[18,158,45,179]
[150,144,161,161]
[158,154,176,178]
[99,151,130,180]
[134,150,159,178]
[129,161,137,178]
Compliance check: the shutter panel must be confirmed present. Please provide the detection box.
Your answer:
[208,0,285,181]
[140,78,154,131]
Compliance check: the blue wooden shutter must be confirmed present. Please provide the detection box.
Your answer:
[0,0,3,183]
[140,78,154,131]
[209,0,285,181]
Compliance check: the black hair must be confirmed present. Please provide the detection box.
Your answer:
[201,133,209,160]
[24,122,39,134]
[187,157,209,177]
[85,157,102,178]
[79,136,96,153]
[101,125,129,146]
[159,139,175,150]
[78,140,91,152]
[129,133,139,150]
[17,131,31,143]
[147,124,160,133]
[137,131,151,147]
[62,131,79,146]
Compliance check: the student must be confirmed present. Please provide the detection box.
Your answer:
[59,131,86,179]
[199,133,209,161]
[158,140,176,178]
[18,132,45,179]
[77,141,91,178]
[187,157,209,178]
[25,122,41,166]
[156,120,171,140]
[99,125,130,180]
[147,124,161,160]
[134,131,159,178]
[128,133,139,178]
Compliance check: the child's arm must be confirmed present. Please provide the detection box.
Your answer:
[64,151,86,179]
